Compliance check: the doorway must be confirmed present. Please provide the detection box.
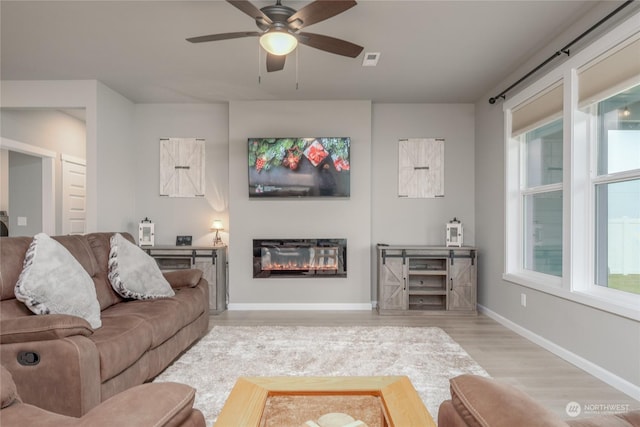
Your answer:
[0,137,55,236]
[0,107,86,236]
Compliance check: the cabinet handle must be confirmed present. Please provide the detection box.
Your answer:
[450,278,453,291]
[404,277,407,291]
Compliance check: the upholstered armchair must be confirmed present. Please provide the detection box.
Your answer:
[0,365,205,427]
[439,374,640,427]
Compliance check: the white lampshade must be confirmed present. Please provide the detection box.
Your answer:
[211,219,224,231]
[260,29,297,56]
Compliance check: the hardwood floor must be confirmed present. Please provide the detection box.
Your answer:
[210,310,640,420]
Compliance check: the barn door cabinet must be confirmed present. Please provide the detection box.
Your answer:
[377,245,477,315]
[145,245,227,314]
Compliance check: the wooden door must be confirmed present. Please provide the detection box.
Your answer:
[378,257,406,310]
[448,257,476,311]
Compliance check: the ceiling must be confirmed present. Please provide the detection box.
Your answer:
[0,0,619,104]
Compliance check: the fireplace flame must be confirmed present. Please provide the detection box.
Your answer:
[262,261,337,271]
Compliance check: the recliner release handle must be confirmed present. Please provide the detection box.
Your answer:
[17,351,40,366]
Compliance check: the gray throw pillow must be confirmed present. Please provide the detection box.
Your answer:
[108,233,175,300]
[14,233,102,329]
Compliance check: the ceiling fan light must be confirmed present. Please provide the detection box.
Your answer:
[260,30,297,56]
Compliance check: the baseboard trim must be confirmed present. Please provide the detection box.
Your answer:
[228,303,374,311]
[478,304,640,400]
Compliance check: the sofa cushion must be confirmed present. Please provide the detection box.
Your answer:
[14,233,102,329]
[0,237,32,301]
[1,365,21,409]
[100,285,205,348]
[163,269,203,288]
[77,232,125,311]
[52,234,124,311]
[108,233,175,300]
[90,314,153,382]
[52,235,100,277]
[448,375,567,427]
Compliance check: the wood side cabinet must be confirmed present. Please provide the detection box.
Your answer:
[377,245,477,315]
[145,245,227,314]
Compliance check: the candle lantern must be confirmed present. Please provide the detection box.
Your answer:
[138,217,155,247]
[446,217,463,247]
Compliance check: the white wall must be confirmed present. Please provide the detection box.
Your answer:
[133,103,229,245]
[0,109,86,234]
[95,82,136,233]
[228,100,372,308]
[0,109,85,157]
[371,104,475,245]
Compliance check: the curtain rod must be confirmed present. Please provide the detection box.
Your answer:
[488,0,636,105]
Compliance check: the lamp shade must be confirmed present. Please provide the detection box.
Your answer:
[211,220,224,231]
[260,29,297,56]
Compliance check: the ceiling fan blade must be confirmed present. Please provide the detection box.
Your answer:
[288,0,357,28]
[227,0,272,24]
[186,31,260,43]
[266,54,286,72]
[298,32,363,58]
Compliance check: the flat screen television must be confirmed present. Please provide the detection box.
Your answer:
[248,137,350,198]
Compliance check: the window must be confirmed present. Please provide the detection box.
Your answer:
[583,84,640,296]
[506,82,563,286]
[504,23,640,319]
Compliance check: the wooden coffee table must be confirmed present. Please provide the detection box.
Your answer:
[214,376,436,427]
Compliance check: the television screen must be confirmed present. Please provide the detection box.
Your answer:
[248,137,350,198]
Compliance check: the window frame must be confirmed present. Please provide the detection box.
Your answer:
[503,14,640,321]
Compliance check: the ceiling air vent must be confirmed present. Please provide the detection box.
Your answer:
[362,52,380,67]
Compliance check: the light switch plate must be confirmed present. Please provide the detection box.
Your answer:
[17,216,27,226]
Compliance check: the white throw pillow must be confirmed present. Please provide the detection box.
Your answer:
[14,233,102,329]
[108,233,175,300]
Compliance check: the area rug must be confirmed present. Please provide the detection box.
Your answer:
[153,326,489,425]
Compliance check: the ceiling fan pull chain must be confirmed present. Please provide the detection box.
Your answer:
[296,47,299,90]
[258,43,262,84]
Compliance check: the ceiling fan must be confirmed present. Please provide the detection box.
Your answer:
[186,0,364,72]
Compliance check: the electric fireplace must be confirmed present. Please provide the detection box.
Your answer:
[253,239,347,278]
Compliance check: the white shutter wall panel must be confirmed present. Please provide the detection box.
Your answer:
[159,138,205,197]
[398,138,444,198]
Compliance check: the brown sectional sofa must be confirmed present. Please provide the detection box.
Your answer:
[0,232,209,417]
[439,374,640,427]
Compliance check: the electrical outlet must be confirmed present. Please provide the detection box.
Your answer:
[520,293,527,307]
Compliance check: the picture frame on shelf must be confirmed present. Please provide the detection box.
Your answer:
[176,235,193,246]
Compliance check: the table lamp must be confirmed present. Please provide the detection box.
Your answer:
[211,220,224,246]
